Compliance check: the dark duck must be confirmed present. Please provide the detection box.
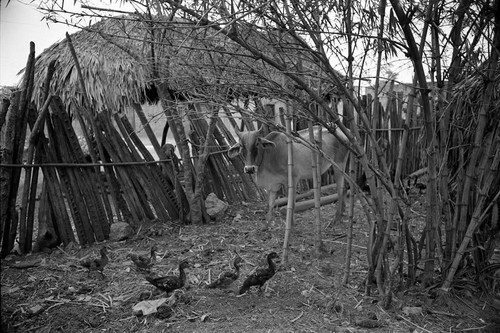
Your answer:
[81,247,109,278]
[239,252,279,295]
[414,177,427,194]
[129,244,158,272]
[207,256,244,289]
[145,260,190,293]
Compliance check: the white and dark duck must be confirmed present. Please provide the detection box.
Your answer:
[207,256,244,289]
[145,260,190,294]
[239,252,279,295]
[80,247,109,278]
[129,244,158,272]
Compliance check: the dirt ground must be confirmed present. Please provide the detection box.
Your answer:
[1,190,499,333]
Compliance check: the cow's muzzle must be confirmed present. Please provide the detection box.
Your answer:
[244,166,257,174]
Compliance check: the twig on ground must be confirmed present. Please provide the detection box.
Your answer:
[427,309,458,317]
[46,302,65,312]
[327,240,367,250]
[56,246,70,256]
[10,259,41,269]
[457,326,488,331]
[354,299,364,309]
[290,311,304,323]
[397,315,433,333]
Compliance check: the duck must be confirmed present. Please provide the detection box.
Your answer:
[239,252,279,295]
[129,244,158,272]
[413,177,427,194]
[81,247,109,278]
[145,260,189,293]
[207,256,244,289]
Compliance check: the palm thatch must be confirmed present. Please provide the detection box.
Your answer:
[25,15,301,113]
[24,13,344,115]
[28,17,149,112]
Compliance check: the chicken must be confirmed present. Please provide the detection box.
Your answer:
[207,256,244,289]
[129,245,158,272]
[239,252,279,295]
[80,247,109,278]
[145,260,189,293]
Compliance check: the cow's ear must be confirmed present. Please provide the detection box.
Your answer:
[258,138,276,150]
[228,143,242,158]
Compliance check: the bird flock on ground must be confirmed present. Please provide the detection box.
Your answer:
[80,245,279,297]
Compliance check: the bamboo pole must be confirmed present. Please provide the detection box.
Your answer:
[343,156,356,285]
[308,121,322,257]
[190,105,219,224]
[0,94,9,130]
[99,114,158,223]
[0,91,20,255]
[45,107,94,244]
[4,42,36,254]
[24,141,41,252]
[280,192,344,213]
[120,112,182,220]
[456,49,499,250]
[282,104,294,266]
[211,117,242,201]
[189,104,229,200]
[174,110,194,223]
[54,97,109,240]
[56,122,104,242]
[19,56,57,252]
[20,60,57,252]
[442,141,500,291]
[37,139,76,245]
[390,0,439,287]
[113,113,171,223]
[274,184,338,207]
[97,117,145,224]
[65,32,117,232]
[19,96,52,253]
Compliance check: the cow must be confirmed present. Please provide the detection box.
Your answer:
[228,126,350,223]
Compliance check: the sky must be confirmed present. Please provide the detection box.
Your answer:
[0,0,79,87]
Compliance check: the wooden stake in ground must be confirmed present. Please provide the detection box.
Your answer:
[308,120,322,257]
[282,106,294,267]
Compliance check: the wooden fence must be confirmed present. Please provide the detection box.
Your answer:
[0,82,425,256]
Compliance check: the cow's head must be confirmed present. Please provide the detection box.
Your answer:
[228,126,276,174]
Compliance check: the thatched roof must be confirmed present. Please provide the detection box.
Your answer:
[28,17,149,112]
[25,15,291,112]
[25,14,344,113]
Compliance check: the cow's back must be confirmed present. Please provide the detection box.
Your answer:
[293,127,348,179]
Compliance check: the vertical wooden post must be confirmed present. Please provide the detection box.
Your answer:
[308,121,322,257]
[282,104,294,267]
